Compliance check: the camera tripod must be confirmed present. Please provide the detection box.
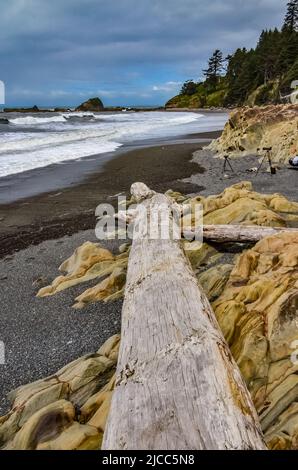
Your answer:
[222,154,235,173]
[256,147,276,175]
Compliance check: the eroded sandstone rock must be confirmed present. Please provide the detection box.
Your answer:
[212,232,298,449]
[183,181,298,228]
[197,264,233,302]
[209,104,298,164]
[0,335,120,450]
[37,241,129,307]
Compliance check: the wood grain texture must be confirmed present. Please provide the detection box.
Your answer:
[199,225,298,243]
[103,189,267,450]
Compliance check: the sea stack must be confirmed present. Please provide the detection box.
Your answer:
[75,97,104,112]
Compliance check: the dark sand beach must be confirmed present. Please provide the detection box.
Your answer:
[1,130,298,415]
[0,136,219,258]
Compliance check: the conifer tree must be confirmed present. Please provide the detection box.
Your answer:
[283,0,298,32]
[203,50,224,86]
[172,0,298,108]
[180,80,197,96]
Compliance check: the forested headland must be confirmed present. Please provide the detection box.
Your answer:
[166,0,298,108]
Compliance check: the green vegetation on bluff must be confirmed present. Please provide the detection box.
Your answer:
[166,0,298,109]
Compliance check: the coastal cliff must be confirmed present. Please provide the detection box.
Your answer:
[208,104,298,163]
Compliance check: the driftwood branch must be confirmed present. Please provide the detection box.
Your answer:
[102,183,266,450]
[113,188,298,244]
[188,225,298,243]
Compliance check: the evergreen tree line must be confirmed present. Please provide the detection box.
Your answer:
[179,1,298,107]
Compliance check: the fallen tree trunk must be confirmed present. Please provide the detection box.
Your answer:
[186,225,298,244]
[114,196,298,245]
[103,184,266,450]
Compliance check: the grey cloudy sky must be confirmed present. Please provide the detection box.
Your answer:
[0,0,287,106]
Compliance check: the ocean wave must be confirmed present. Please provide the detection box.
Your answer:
[0,138,122,177]
[99,112,203,124]
[10,115,67,125]
[0,111,228,177]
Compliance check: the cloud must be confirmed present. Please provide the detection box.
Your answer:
[0,0,286,106]
[152,81,182,92]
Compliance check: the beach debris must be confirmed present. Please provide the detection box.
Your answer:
[114,208,137,224]
[130,181,156,203]
[108,192,125,199]
[118,242,131,254]
[190,224,298,244]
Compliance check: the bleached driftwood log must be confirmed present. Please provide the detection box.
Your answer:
[113,190,298,245]
[187,225,298,244]
[103,183,266,450]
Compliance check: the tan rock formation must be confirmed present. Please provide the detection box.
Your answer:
[0,335,120,450]
[212,232,298,449]
[209,104,298,164]
[183,181,298,228]
[197,264,233,302]
[37,242,129,308]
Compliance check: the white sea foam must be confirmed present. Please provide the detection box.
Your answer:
[0,139,122,177]
[0,111,227,177]
[9,115,67,125]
